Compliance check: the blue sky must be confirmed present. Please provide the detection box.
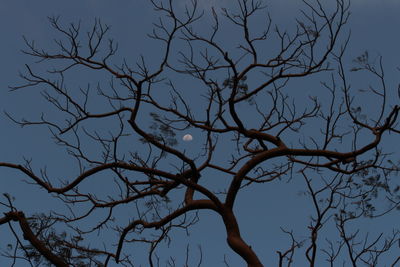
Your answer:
[1,1,400,266]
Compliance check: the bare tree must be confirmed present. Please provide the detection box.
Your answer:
[1,0,400,266]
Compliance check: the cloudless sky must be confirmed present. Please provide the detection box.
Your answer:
[1,1,400,266]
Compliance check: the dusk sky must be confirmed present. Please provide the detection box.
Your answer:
[1,1,399,266]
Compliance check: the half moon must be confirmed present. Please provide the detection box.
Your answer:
[182,134,193,141]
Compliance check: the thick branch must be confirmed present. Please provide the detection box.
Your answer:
[1,211,69,267]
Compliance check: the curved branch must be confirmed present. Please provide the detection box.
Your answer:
[1,211,69,267]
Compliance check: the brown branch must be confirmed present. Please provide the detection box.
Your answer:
[1,211,69,267]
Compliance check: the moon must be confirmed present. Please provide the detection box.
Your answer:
[182,134,193,142]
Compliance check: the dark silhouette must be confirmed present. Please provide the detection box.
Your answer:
[1,0,399,266]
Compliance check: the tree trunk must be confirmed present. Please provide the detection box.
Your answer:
[223,209,264,267]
